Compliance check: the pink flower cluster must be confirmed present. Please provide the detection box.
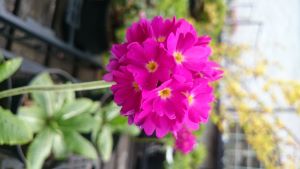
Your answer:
[104,16,222,154]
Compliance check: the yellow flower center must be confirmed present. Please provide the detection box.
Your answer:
[157,36,166,43]
[146,61,158,73]
[132,81,140,92]
[188,94,194,105]
[173,51,184,64]
[158,88,172,99]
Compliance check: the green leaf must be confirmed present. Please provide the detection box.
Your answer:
[30,73,55,117]
[58,114,95,133]
[109,116,140,136]
[114,124,140,136]
[91,114,102,143]
[17,105,46,133]
[53,85,76,112]
[27,128,53,169]
[63,89,75,104]
[64,131,98,159]
[88,102,101,114]
[59,98,93,120]
[52,131,69,159]
[0,107,33,145]
[102,102,120,121]
[97,126,113,162]
[0,57,22,83]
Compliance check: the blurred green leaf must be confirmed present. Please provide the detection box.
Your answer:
[88,102,101,114]
[61,87,75,104]
[64,131,98,159]
[27,128,53,169]
[0,107,33,145]
[0,58,22,82]
[0,57,22,83]
[59,98,93,120]
[165,143,207,169]
[91,114,102,143]
[53,90,74,114]
[18,105,46,133]
[103,102,120,121]
[59,114,95,133]
[97,126,113,162]
[109,116,140,136]
[30,73,55,117]
[52,131,69,159]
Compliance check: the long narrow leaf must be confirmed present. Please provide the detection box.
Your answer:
[27,128,53,169]
[97,126,113,162]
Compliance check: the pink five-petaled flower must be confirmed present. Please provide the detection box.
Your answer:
[127,39,174,90]
[151,16,176,43]
[174,127,197,154]
[111,67,141,124]
[134,78,191,138]
[185,80,214,130]
[167,32,212,80]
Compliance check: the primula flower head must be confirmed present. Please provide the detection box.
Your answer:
[104,16,223,153]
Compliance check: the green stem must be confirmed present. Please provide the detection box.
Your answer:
[0,80,114,99]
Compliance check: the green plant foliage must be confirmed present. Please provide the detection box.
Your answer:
[198,0,226,39]
[92,102,140,162]
[165,143,207,169]
[96,126,113,162]
[29,73,56,117]
[0,56,22,83]
[0,107,33,145]
[63,131,98,160]
[153,0,188,18]
[27,128,54,169]
[18,106,46,133]
[58,98,93,120]
[18,73,98,169]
